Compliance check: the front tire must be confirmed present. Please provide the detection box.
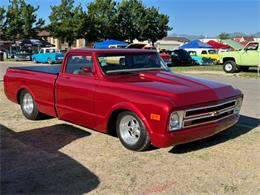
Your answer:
[33,58,38,63]
[116,111,151,151]
[223,60,237,73]
[47,58,52,64]
[20,90,44,120]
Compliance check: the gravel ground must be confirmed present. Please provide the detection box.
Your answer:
[0,70,260,194]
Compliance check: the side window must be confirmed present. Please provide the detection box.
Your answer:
[40,49,44,53]
[66,55,93,75]
[201,50,207,54]
[245,43,258,51]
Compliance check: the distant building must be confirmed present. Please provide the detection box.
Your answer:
[155,36,189,50]
[37,30,87,50]
[233,36,255,43]
[254,37,260,42]
[199,38,219,43]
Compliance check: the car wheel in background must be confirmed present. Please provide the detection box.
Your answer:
[20,90,45,120]
[33,58,37,63]
[47,58,52,64]
[116,111,151,151]
[223,60,237,73]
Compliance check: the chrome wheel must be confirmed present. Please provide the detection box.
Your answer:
[119,115,141,145]
[225,63,233,72]
[22,93,34,114]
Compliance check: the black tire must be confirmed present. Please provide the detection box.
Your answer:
[20,90,44,120]
[238,66,249,72]
[116,111,151,151]
[223,60,238,73]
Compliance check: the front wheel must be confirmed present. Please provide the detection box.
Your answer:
[33,58,37,63]
[116,111,151,151]
[223,60,238,73]
[20,90,44,120]
[47,58,52,64]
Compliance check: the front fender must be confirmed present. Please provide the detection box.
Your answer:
[107,102,153,136]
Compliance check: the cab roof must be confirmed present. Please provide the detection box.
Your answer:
[68,48,157,54]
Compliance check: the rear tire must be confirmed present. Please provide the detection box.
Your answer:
[20,90,45,120]
[116,111,151,151]
[223,60,237,73]
[33,58,37,63]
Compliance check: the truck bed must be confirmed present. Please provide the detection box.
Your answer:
[10,65,61,75]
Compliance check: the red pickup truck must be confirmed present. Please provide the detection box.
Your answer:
[4,49,243,151]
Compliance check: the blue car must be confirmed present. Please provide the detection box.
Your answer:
[32,47,64,64]
[188,51,214,65]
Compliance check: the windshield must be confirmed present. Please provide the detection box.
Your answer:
[97,53,169,74]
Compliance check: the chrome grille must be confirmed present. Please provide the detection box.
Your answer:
[183,99,237,128]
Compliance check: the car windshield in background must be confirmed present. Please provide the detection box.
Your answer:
[208,50,217,54]
[97,53,169,74]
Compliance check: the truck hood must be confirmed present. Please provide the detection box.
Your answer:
[108,71,240,107]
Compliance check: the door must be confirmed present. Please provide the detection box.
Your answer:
[240,42,260,66]
[55,54,97,128]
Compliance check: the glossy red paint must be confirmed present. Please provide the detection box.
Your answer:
[4,49,242,148]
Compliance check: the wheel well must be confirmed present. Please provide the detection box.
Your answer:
[107,109,128,136]
[223,57,235,64]
[17,88,25,104]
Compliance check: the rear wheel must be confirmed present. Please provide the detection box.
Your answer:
[116,111,151,151]
[223,60,237,73]
[33,58,37,63]
[20,90,44,120]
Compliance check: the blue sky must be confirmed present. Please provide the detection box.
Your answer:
[1,0,260,37]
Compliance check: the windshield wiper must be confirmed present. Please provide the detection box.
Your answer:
[106,67,164,74]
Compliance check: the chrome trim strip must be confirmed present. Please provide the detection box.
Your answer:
[184,105,235,121]
[183,113,238,129]
[184,99,237,117]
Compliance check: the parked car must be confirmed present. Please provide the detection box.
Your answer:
[184,48,220,63]
[31,47,64,64]
[14,50,32,61]
[220,41,260,73]
[126,43,172,66]
[4,49,243,151]
[188,51,214,65]
[167,49,193,66]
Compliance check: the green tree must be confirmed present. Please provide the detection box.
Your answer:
[0,7,6,39]
[49,0,86,47]
[0,7,5,28]
[218,32,230,40]
[85,0,119,42]
[3,0,44,40]
[20,3,45,38]
[141,7,171,45]
[117,0,145,42]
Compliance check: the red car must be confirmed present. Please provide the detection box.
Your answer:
[4,49,243,151]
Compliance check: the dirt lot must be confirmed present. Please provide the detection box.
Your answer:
[1,74,260,194]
